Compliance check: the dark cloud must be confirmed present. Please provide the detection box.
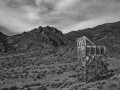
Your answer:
[0,0,120,35]
[7,0,37,8]
[38,0,57,15]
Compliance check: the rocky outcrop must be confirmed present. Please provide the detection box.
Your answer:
[0,32,7,53]
[7,26,73,52]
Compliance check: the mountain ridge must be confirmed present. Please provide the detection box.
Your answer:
[5,26,73,53]
[65,21,120,41]
[65,21,120,55]
[1,21,120,54]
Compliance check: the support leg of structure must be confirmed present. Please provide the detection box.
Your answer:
[82,55,108,83]
[85,64,88,83]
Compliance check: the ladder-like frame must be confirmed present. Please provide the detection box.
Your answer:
[77,36,108,83]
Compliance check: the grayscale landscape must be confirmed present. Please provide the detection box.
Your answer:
[1,0,120,90]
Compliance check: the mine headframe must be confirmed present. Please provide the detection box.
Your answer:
[77,36,108,83]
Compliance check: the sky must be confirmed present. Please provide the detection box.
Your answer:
[0,0,120,35]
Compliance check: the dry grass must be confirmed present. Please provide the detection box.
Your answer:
[0,46,120,90]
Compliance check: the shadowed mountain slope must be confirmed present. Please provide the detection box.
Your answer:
[65,21,120,41]
[1,21,120,89]
[0,32,7,53]
[65,21,120,55]
[7,26,73,53]
[1,21,120,55]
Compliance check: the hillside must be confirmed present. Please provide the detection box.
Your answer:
[1,21,120,90]
[7,26,73,53]
[0,32,7,53]
[0,26,77,89]
[65,21,120,41]
[60,73,120,90]
[1,21,120,54]
[66,21,120,55]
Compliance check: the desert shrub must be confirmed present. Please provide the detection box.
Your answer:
[1,88,9,90]
[97,85,103,89]
[56,70,63,75]
[37,86,47,90]
[107,83,118,90]
[36,72,46,79]
[23,83,41,88]
[9,86,19,90]
[69,74,77,78]
[54,79,60,81]
[51,83,62,88]
[1,86,18,90]
[36,74,42,79]
[81,88,90,90]
[26,88,31,90]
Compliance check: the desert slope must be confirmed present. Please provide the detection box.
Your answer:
[66,21,120,55]
[1,21,120,90]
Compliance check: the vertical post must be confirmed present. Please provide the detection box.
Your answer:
[77,39,80,62]
[95,56,98,81]
[85,57,90,83]
[85,63,88,83]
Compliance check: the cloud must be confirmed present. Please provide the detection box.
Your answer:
[0,26,17,35]
[0,0,120,35]
[62,14,120,33]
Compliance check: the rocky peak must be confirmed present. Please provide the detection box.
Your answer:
[7,26,72,53]
[37,26,63,36]
[27,26,63,38]
[34,26,70,46]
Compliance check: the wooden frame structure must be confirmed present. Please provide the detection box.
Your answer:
[77,36,108,83]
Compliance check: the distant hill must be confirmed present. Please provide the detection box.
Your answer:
[65,28,93,41]
[65,21,120,55]
[7,26,73,53]
[65,21,120,41]
[1,21,120,55]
